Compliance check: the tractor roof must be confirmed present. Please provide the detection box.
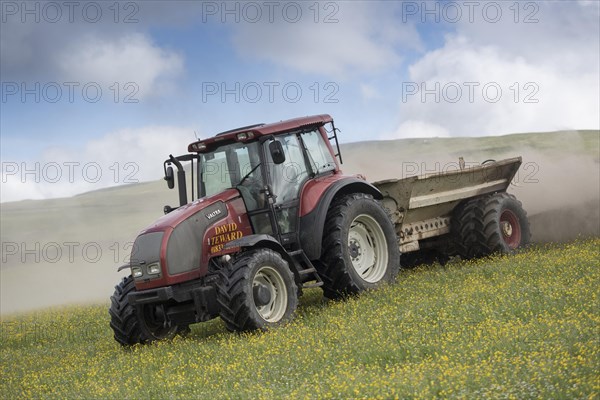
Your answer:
[188,114,333,152]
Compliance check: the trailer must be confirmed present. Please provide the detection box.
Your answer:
[375,157,529,261]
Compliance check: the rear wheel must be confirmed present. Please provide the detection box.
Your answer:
[453,193,530,259]
[217,249,298,332]
[482,193,531,254]
[109,276,147,346]
[319,193,400,299]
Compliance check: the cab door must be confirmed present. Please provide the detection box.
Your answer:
[263,133,310,247]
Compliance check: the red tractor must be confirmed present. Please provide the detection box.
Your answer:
[109,115,401,345]
[109,114,530,345]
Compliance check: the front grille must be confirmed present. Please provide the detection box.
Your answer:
[166,201,227,275]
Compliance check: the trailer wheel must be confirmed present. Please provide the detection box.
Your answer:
[452,197,488,259]
[482,193,531,254]
[109,276,147,346]
[217,249,298,332]
[320,193,400,299]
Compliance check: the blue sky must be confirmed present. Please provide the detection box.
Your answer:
[1,1,599,202]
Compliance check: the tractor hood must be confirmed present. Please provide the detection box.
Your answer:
[129,188,252,290]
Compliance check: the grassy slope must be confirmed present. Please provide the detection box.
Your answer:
[1,240,598,399]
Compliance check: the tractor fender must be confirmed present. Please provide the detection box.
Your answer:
[298,177,383,260]
[223,234,301,285]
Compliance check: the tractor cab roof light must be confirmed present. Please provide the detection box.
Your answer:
[192,142,207,152]
[237,132,254,141]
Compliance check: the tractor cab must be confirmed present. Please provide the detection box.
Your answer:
[163,115,341,251]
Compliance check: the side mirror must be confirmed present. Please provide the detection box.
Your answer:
[165,166,175,189]
[269,140,286,165]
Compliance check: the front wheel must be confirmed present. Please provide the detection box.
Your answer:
[217,249,298,332]
[109,276,147,346]
[319,193,401,298]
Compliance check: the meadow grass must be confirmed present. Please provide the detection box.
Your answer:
[1,239,598,399]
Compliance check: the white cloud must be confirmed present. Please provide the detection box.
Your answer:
[231,2,421,77]
[360,84,380,101]
[1,126,195,203]
[388,120,450,139]
[387,3,600,139]
[57,33,184,98]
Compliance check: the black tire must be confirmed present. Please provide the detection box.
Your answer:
[481,193,531,254]
[217,249,298,332]
[109,276,147,346]
[319,193,401,299]
[452,196,488,259]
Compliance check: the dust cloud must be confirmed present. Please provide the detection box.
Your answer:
[510,152,599,243]
[340,134,600,243]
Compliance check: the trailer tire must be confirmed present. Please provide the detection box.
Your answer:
[452,197,488,259]
[109,276,147,346]
[217,249,298,332]
[319,193,400,299]
[482,193,531,254]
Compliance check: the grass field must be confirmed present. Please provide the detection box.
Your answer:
[1,239,598,399]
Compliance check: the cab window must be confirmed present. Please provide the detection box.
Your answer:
[301,130,336,175]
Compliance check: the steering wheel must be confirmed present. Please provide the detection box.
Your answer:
[238,175,264,210]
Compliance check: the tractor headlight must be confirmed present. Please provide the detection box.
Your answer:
[132,267,143,278]
[147,263,161,275]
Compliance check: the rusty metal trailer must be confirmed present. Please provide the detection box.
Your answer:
[374,157,528,259]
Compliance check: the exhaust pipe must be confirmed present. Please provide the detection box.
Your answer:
[169,155,188,206]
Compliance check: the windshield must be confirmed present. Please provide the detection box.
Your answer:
[199,141,262,197]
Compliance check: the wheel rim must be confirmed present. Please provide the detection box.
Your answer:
[253,266,288,322]
[348,214,389,283]
[141,304,177,339]
[500,209,521,249]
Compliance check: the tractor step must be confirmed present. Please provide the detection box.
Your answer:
[290,250,324,289]
[298,267,317,275]
[302,281,324,289]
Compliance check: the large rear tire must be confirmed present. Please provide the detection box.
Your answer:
[482,192,531,254]
[217,249,298,332]
[109,276,147,346]
[319,193,400,299]
[453,193,530,259]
